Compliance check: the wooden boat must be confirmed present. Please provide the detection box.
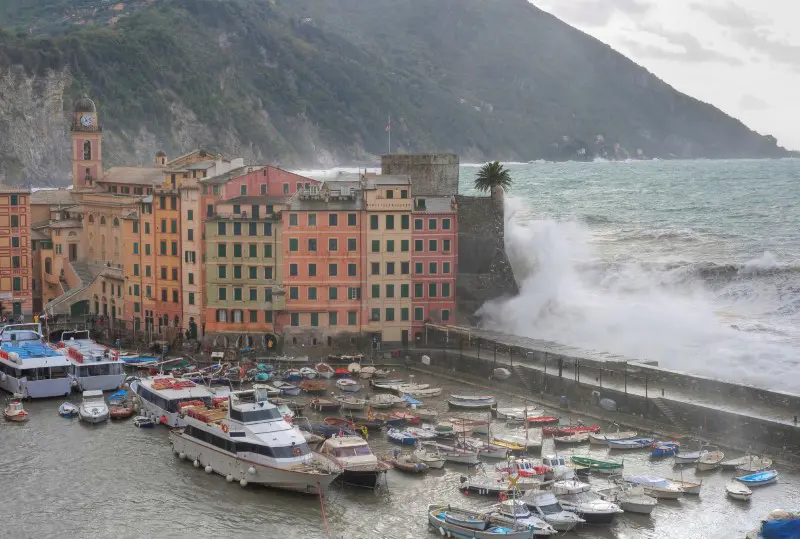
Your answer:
[457,438,509,460]
[359,366,377,379]
[315,363,335,379]
[553,432,590,445]
[299,367,317,379]
[351,411,405,428]
[570,456,623,474]
[373,368,393,378]
[544,425,600,437]
[58,402,79,418]
[282,369,303,382]
[272,380,301,396]
[299,380,328,395]
[323,417,356,430]
[391,454,428,473]
[525,416,559,426]
[673,444,705,464]
[607,437,654,450]
[422,442,479,465]
[491,432,543,453]
[3,398,29,422]
[447,394,497,409]
[669,478,703,495]
[623,476,683,499]
[735,469,779,486]
[400,387,442,397]
[405,426,437,441]
[588,430,638,445]
[346,416,386,433]
[725,481,752,501]
[736,455,773,473]
[335,379,361,393]
[416,408,438,422]
[333,368,350,378]
[333,395,366,411]
[650,441,680,457]
[412,447,446,469]
[428,505,534,539]
[596,483,657,515]
[493,407,539,422]
[368,393,406,409]
[109,400,135,420]
[696,447,725,471]
[310,398,341,413]
[389,410,420,425]
[721,455,750,469]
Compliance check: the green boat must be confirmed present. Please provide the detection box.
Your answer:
[570,456,624,473]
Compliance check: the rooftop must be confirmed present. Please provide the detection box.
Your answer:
[413,195,457,214]
[185,161,217,170]
[0,183,31,194]
[365,174,411,187]
[199,165,259,185]
[31,189,76,206]
[99,167,165,186]
[289,196,363,212]
[221,195,288,205]
[48,219,83,229]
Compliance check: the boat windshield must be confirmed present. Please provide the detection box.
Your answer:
[561,491,600,503]
[1,330,41,343]
[333,445,372,458]
[229,407,282,423]
[538,503,563,515]
[253,386,271,402]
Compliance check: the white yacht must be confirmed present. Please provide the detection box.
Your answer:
[78,389,109,423]
[486,499,557,536]
[129,376,220,427]
[319,435,390,488]
[550,480,624,524]
[170,386,341,494]
[59,330,126,392]
[521,491,585,531]
[0,324,72,399]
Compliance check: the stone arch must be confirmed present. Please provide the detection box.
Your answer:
[88,214,95,223]
[100,216,106,225]
[235,335,243,348]
[213,335,229,348]
[68,231,77,237]
[45,257,53,274]
[245,335,254,348]
[113,217,120,227]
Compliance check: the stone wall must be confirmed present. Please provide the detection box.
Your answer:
[380,153,459,196]
[456,195,518,323]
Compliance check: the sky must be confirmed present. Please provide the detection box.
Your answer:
[533,0,800,150]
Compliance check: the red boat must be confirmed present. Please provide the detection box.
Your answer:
[109,402,135,420]
[543,424,600,436]
[389,410,420,425]
[525,416,560,427]
[323,417,356,429]
[334,368,350,378]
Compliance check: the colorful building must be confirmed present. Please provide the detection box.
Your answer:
[0,185,33,319]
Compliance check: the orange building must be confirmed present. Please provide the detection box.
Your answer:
[0,185,32,319]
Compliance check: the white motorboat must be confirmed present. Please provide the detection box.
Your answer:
[333,395,366,411]
[623,475,683,499]
[368,393,406,409]
[314,363,335,379]
[422,442,479,465]
[542,455,575,480]
[171,386,341,494]
[411,446,446,469]
[0,323,72,399]
[129,376,220,428]
[521,491,585,531]
[460,468,541,496]
[725,481,752,501]
[335,379,361,393]
[78,389,109,423]
[696,447,725,471]
[319,435,390,488]
[736,455,773,473]
[550,480,624,524]
[3,396,29,422]
[486,499,557,536]
[597,483,657,515]
[588,430,638,445]
[58,330,126,392]
[133,416,155,428]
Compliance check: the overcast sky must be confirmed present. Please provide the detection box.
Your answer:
[534,0,800,150]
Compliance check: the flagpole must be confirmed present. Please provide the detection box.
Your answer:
[387,114,391,154]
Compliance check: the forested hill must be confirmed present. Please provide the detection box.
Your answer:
[0,0,789,183]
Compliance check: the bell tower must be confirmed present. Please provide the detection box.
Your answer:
[71,97,103,190]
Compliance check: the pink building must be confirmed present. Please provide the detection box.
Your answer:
[411,195,458,341]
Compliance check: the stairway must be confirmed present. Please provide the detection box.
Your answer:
[69,260,95,286]
[652,397,691,433]
[513,365,535,395]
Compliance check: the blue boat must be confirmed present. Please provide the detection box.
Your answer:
[283,369,302,382]
[736,469,779,486]
[107,389,128,403]
[254,372,270,382]
[303,424,357,439]
[387,428,417,445]
[651,441,680,457]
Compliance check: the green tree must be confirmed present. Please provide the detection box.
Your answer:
[474,161,513,196]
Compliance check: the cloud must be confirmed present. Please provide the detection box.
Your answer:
[690,2,767,30]
[538,0,652,28]
[621,26,744,65]
[739,94,769,110]
[735,30,800,71]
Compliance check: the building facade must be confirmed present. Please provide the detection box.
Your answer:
[0,185,33,319]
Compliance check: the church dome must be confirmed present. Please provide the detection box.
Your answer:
[74,97,97,113]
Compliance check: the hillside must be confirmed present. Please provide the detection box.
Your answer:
[0,0,789,184]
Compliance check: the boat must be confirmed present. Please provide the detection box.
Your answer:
[304,423,358,439]
[721,455,751,469]
[333,368,350,378]
[58,402,79,418]
[78,389,110,423]
[273,381,301,396]
[570,456,624,474]
[416,408,438,422]
[405,426,437,441]
[735,469,779,486]
[388,410,420,425]
[109,398,135,420]
[400,387,442,397]
[310,398,341,413]
[696,446,725,471]
[323,417,356,430]
[588,430,638,445]
[335,379,361,393]
[299,367,317,379]
[607,437,654,450]
[541,455,576,481]
[725,481,752,501]
[543,425,600,437]
[550,480,624,524]
[596,482,657,515]
[387,428,418,445]
[269,398,305,418]
[427,504,535,539]
[668,478,703,495]
[650,441,680,457]
[390,453,428,473]
[3,395,29,422]
[299,380,327,395]
[57,330,126,392]
[272,401,295,422]
[492,368,512,380]
[359,366,376,379]
[492,432,543,453]
[170,385,341,493]
[315,363,335,379]
[333,395,366,411]
[351,410,405,428]
[496,458,549,479]
[736,455,773,473]
[457,438,510,460]
[525,416,559,426]
[422,442,479,465]
[283,369,302,382]
[373,368,392,378]
[493,407,540,423]
[745,510,800,539]
[129,376,219,428]
[673,443,706,464]
[521,491,585,531]
[0,323,73,399]
[412,446,446,469]
[370,379,409,391]
[553,432,589,445]
[623,475,683,499]
[447,394,497,409]
[484,499,557,536]
[367,393,405,409]
[319,434,389,488]
[133,415,155,428]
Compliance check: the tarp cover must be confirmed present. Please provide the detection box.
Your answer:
[761,518,800,539]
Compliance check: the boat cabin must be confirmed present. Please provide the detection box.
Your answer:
[320,436,376,465]
[543,455,568,468]
[134,377,215,413]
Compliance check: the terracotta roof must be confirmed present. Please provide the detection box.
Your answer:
[99,167,165,186]
[0,183,30,194]
[200,165,261,184]
[30,229,49,240]
[48,219,82,229]
[31,189,76,206]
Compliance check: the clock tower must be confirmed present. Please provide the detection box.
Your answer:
[71,97,103,190]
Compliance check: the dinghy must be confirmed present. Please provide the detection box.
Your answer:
[650,441,680,457]
[553,432,590,445]
[391,454,428,473]
[58,402,79,418]
[623,475,684,499]
[133,416,155,428]
[725,481,752,501]
[412,446,446,469]
[422,442,479,465]
[607,437,654,450]
[273,381,301,396]
[588,430,638,445]
[570,456,623,474]
[405,426,437,441]
[315,363,335,379]
[447,394,497,409]
[359,366,377,379]
[492,368,512,380]
[3,397,29,422]
[428,505,534,539]
[736,455,773,473]
[335,379,362,393]
[596,483,657,515]
[299,380,328,394]
[696,447,725,471]
[387,428,417,445]
[368,393,406,409]
[735,469,778,487]
[333,395,367,411]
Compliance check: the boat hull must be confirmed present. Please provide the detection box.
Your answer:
[428,507,532,539]
[1,375,72,399]
[447,400,496,409]
[73,374,127,392]
[619,499,656,515]
[575,511,619,525]
[642,487,682,499]
[337,469,385,489]
[79,410,109,423]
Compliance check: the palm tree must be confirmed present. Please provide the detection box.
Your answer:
[474,161,512,198]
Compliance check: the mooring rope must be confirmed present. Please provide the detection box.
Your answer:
[317,482,332,539]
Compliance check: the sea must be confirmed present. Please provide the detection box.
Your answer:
[463,159,800,393]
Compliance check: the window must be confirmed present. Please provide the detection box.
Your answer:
[371,308,381,322]
[189,272,195,285]
[370,262,380,275]
[401,262,410,275]
[187,229,194,241]
[401,215,409,230]
[216,243,226,258]
[172,290,179,303]
[347,213,357,226]
[264,267,273,280]
[429,218,437,230]
[429,239,438,252]
[263,244,273,258]
[386,308,395,321]
[233,265,242,279]
[289,264,298,277]
[329,214,338,226]
[329,312,338,326]
[234,287,243,301]
[308,238,317,252]
[400,240,409,253]
[249,223,257,236]
[371,284,380,298]
[443,239,451,252]
[171,219,177,233]
[161,267,168,280]
[429,283,437,297]
[146,285,152,298]
[146,266,151,278]
[328,238,338,252]
[289,238,298,252]
[308,263,317,277]
[401,307,409,321]
[370,215,379,230]
[386,262,395,275]
[217,309,228,323]
[347,238,357,252]
[133,242,139,255]
[133,284,140,296]
[248,243,257,258]
[348,311,357,325]
[207,204,214,217]
[328,263,338,277]
[265,288,273,302]
[429,262,438,274]
[310,313,319,327]
[289,287,299,300]
[145,222,150,234]
[171,197,177,210]
[289,214,298,226]
[218,266,227,279]
[172,268,178,281]
[12,277,21,291]
[401,284,409,298]
[240,184,247,196]
[414,283,424,298]
[233,222,242,236]
[171,241,178,256]
[219,288,227,301]
[401,189,408,199]
[265,310,273,323]
[10,215,18,228]
[263,223,272,236]
[161,289,167,302]
[308,287,317,301]
[134,303,141,314]
[414,239,423,252]
[415,262,423,274]
[347,287,361,300]
[386,190,394,199]
[249,310,258,322]
[414,218,423,230]
[442,283,451,297]
[308,213,317,226]
[283,184,290,195]
[133,263,140,276]
[414,307,424,321]
[385,215,394,229]
[145,244,151,255]
[233,243,243,258]
[10,194,18,206]
[132,221,139,233]
[290,313,299,326]
[443,262,451,274]
[329,287,338,300]
[386,240,395,252]
[217,222,227,236]
[371,240,380,253]
[160,241,167,255]
[347,262,358,277]
[386,284,395,298]
[160,219,167,232]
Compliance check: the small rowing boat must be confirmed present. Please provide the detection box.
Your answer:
[725,481,752,501]
[735,469,778,486]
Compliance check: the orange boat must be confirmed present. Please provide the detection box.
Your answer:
[299,380,328,395]
[109,401,135,420]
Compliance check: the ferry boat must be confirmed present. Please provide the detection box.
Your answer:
[57,330,126,392]
[0,324,72,399]
[129,376,222,427]
[169,385,341,494]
